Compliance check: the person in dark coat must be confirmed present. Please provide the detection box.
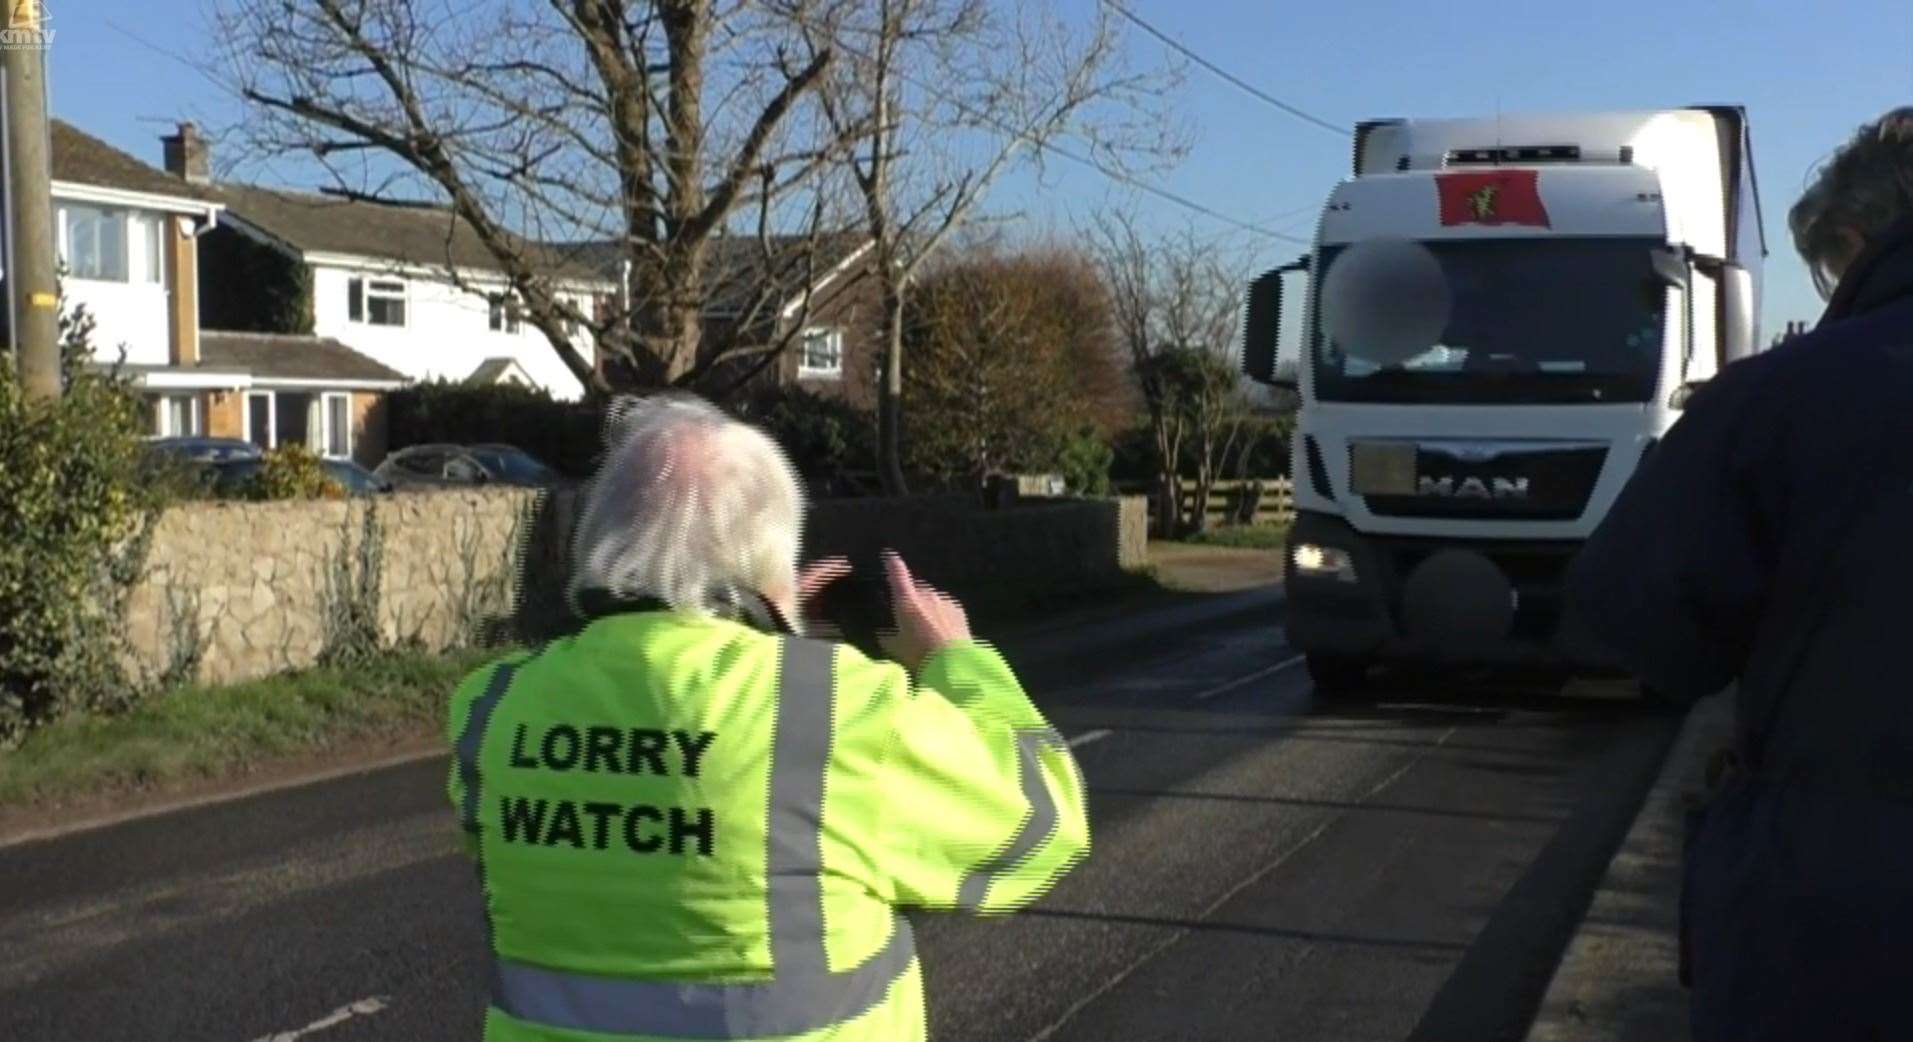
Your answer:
[1568,106,1913,1042]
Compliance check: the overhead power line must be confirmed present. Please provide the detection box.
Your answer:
[1100,0,1349,138]
[1033,139,1312,245]
[779,8,1311,245]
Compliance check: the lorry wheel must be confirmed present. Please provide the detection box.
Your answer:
[1306,654,1372,697]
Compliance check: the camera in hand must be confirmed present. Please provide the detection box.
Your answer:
[804,568,893,658]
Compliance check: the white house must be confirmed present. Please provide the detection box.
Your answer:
[43,119,222,386]
[166,125,612,402]
[30,121,408,465]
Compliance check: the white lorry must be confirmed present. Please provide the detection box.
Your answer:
[1239,107,1767,693]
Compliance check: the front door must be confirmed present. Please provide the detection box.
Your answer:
[247,392,274,449]
[278,391,314,450]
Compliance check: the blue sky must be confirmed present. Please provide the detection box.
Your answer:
[50,0,1913,332]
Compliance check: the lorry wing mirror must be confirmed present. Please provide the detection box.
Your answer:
[1242,256,1309,389]
[1650,246,1691,289]
[1669,379,1709,410]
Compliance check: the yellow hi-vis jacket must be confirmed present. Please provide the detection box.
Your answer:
[447,610,1090,1041]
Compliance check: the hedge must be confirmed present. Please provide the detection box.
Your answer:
[386,381,605,477]
[0,304,167,742]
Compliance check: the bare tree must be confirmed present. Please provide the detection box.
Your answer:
[214,0,861,397]
[796,0,1179,493]
[1089,211,1250,535]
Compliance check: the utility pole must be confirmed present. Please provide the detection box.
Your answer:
[3,0,58,400]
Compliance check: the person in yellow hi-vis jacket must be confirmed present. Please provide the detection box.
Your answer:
[446,393,1089,1042]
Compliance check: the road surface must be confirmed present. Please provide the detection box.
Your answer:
[0,591,1677,1042]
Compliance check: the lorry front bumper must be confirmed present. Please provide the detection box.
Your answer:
[1282,511,1624,671]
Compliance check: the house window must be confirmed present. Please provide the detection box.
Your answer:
[349,277,407,326]
[797,327,843,378]
[488,293,522,334]
[61,204,127,282]
[152,393,200,436]
[244,391,354,458]
[322,393,352,458]
[132,215,163,284]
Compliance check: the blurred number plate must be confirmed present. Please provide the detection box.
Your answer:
[1349,442,1418,496]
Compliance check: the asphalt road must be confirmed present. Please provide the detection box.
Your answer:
[0,591,1679,1042]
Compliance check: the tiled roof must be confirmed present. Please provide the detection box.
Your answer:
[198,331,408,384]
[50,120,217,202]
[213,182,606,282]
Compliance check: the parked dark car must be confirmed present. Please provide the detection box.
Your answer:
[374,444,562,490]
[209,457,394,497]
[144,436,263,464]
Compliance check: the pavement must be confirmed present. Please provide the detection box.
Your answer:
[1525,689,1736,1042]
[0,572,1694,1042]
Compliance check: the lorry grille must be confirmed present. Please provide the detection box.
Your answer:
[1361,444,1608,522]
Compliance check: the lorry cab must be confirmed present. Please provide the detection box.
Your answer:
[1242,108,1765,691]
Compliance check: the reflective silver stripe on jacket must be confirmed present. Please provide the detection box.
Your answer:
[457,636,918,1039]
[956,728,1071,911]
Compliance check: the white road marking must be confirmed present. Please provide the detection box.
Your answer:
[1066,729,1114,749]
[247,996,389,1042]
[1193,654,1307,701]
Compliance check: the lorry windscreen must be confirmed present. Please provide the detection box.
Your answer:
[1310,237,1666,404]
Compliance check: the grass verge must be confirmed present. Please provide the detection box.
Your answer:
[0,647,506,809]
[0,572,1177,814]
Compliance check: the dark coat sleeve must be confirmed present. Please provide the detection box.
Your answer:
[1566,365,1782,702]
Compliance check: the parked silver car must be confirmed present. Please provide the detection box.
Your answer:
[373,443,561,490]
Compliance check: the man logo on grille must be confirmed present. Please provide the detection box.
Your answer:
[1418,475,1531,500]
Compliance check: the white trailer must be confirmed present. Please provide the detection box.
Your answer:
[1240,106,1766,693]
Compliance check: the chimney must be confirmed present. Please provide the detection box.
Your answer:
[162,122,209,184]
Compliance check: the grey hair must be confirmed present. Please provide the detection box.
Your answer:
[566,392,804,626]
[1790,106,1913,298]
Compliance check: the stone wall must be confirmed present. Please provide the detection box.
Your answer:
[125,489,537,685]
[123,491,1149,687]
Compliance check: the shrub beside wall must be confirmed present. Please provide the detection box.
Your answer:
[244,445,347,501]
[0,307,167,743]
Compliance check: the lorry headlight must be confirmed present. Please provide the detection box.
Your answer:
[1292,542,1358,583]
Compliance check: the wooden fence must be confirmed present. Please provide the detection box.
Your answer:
[1114,477,1294,530]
